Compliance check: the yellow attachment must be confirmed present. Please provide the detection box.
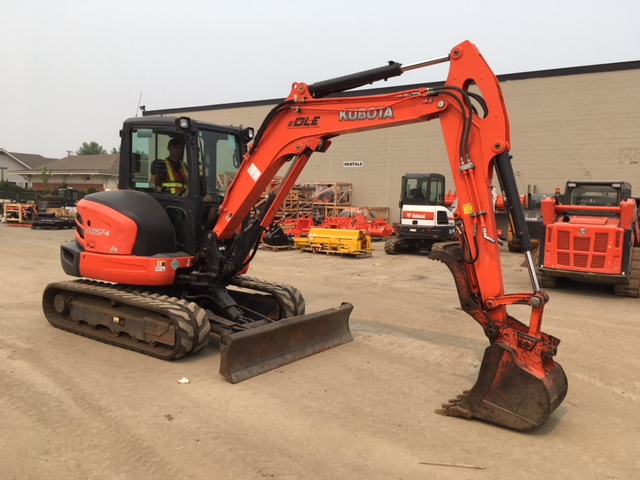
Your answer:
[295,228,374,257]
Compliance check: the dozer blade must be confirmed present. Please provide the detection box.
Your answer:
[436,342,568,430]
[219,302,353,383]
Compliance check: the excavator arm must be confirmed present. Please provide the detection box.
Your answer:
[212,40,567,430]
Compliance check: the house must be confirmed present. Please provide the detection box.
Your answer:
[0,149,57,188]
[7,153,119,192]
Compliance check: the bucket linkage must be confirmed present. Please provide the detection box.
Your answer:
[430,243,568,430]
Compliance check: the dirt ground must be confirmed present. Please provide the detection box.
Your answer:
[0,222,638,480]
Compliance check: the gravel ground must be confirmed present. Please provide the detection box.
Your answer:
[0,222,638,479]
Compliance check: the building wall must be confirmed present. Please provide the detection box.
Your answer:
[30,174,118,192]
[159,67,640,224]
[503,69,640,196]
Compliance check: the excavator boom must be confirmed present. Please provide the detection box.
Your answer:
[210,40,567,429]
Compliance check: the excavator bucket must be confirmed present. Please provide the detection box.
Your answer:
[263,224,292,246]
[436,342,568,430]
[219,303,353,383]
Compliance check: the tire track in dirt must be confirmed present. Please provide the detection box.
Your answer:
[0,337,193,480]
[570,371,640,403]
[357,330,479,366]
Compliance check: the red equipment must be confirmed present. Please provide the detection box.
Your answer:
[321,208,395,238]
[537,180,640,296]
[42,41,566,430]
[286,214,316,238]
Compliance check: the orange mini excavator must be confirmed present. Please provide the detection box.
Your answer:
[43,41,567,431]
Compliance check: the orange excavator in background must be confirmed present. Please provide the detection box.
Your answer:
[42,41,567,431]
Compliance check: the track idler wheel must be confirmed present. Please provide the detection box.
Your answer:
[436,342,568,430]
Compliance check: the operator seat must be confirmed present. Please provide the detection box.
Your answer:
[409,188,425,199]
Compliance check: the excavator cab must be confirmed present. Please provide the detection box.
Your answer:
[120,116,248,253]
[400,173,446,206]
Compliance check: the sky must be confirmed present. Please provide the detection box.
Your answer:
[1,0,639,159]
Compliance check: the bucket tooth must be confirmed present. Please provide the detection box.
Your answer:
[219,303,353,383]
[436,343,568,430]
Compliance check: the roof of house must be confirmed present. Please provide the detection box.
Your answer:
[9,154,120,175]
[0,149,58,169]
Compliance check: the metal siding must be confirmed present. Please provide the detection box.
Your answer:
[160,69,640,225]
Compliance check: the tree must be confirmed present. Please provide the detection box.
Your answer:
[110,146,120,154]
[76,141,107,155]
[39,166,52,192]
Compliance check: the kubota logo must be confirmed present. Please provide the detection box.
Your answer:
[339,107,394,121]
[578,228,588,236]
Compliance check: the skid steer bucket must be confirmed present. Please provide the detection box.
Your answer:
[219,302,353,383]
[436,342,568,430]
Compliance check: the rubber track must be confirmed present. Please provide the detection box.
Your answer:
[536,267,558,289]
[384,238,400,255]
[384,237,423,255]
[230,276,306,317]
[614,247,640,298]
[43,280,210,360]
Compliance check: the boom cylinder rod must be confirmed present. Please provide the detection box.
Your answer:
[401,54,450,72]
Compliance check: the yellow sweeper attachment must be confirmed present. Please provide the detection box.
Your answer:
[294,228,374,258]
